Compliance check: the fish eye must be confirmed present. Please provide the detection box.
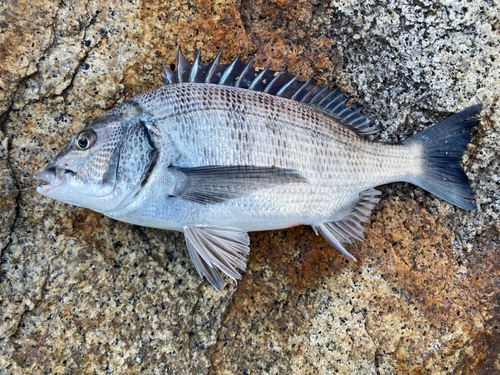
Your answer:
[75,130,96,150]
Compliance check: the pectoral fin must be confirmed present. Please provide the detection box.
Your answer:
[183,226,251,290]
[313,188,381,261]
[170,165,307,205]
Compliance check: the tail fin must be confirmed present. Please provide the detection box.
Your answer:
[404,104,482,210]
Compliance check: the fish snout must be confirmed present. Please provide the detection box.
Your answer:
[35,166,76,195]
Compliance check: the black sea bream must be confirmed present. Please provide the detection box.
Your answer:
[36,49,482,289]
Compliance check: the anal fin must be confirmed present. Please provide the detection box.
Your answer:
[312,188,381,261]
[183,226,250,290]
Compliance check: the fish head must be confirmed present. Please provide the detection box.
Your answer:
[36,100,158,212]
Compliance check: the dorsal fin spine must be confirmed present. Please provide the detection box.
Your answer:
[317,89,337,107]
[219,54,241,85]
[162,62,177,85]
[329,98,350,114]
[249,63,272,90]
[189,48,203,83]
[162,48,378,136]
[345,112,359,122]
[235,56,255,88]
[205,48,224,83]
[264,67,287,94]
[345,110,363,120]
[299,84,321,103]
[309,86,330,105]
[290,79,312,101]
[276,75,299,97]
[335,103,355,117]
[177,48,191,83]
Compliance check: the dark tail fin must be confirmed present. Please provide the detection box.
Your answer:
[404,104,482,210]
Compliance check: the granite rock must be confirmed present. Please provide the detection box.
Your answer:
[0,0,499,374]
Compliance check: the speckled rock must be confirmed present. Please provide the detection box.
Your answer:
[0,0,499,374]
[0,132,17,251]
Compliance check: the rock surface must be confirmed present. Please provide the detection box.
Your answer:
[1,0,499,374]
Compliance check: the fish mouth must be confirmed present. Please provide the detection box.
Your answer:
[35,167,75,195]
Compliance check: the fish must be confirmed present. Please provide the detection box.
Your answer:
[36,48,482,290]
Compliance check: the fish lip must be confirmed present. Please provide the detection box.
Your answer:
[36,167,75,194]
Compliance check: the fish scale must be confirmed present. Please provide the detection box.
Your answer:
[100,82,415,239]
[36,49,481,290]
[137,83,410,194]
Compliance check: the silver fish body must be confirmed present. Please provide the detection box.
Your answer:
[109,83,417,232]
[36,49,481,289]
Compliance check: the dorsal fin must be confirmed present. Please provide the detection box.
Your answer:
[205,48,228,84]
[161,48,378,135]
